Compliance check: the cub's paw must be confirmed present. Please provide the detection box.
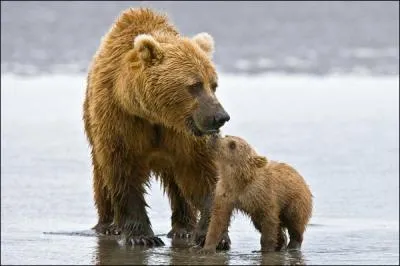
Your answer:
[189,244,202,253]
[167,227,193,239]
[125,235,165,247]
[192,231,231,250]
[197,247,216,255]
[189,245,215,255]
[192,230,206,247]
[216,232,231,250]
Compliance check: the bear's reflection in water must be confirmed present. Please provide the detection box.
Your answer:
[91,238,149,265]
[91,237,306,265]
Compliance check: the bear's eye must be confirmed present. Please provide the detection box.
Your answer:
[210,82,218,93]
[188,82,203,95]
[229,141,236,150]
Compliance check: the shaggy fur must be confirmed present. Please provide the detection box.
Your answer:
[83,7,230,248]
[200,135,313,253]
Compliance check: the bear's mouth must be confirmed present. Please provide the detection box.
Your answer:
[186,116,219,137]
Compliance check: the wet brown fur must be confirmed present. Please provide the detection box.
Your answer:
[83,7,229,246]
[202,136,313,252]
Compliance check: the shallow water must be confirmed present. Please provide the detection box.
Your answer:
[1,74,399,265]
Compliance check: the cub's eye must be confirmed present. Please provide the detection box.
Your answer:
[229,141,236,150]
[188,82,203,95]
[210,82,218,93]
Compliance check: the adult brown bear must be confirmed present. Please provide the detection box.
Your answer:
[83,7,230,249]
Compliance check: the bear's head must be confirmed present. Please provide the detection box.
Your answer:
[215,135,268,174]
[128,32,230,137]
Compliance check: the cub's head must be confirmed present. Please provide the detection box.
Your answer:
[132,32,230,137]
[216,135,268,171]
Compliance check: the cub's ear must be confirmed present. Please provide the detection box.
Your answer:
[133,34,163,64]
[192,32,215,57]
[249,156,268,168]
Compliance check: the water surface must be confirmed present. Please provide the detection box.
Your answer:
[1,74,398,265]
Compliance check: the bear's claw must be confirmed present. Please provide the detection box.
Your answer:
[127,236,165,247]
[105,223,121,236]
[167,227,192,239]
[93,222,121,236]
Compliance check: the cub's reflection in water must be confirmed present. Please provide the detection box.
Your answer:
[168,238,229,265]
[258,250,306,265]
[91,236,305,265]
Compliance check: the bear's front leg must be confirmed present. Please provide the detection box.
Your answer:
[160,172,197,239]
[101,151,164,247]
[115,189,165,246]
[91,160,121,236]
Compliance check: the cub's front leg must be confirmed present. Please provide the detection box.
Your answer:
[197,189,234,253]
[180,164,231,250]
[192,195,231,250]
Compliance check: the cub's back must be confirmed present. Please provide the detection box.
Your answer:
[263,161,312,205]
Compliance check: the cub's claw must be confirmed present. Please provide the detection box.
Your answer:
[216,236,231,250]
[193,231,231,250]
[193,234,206,247]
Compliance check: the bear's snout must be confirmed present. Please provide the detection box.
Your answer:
[212,110,230,129]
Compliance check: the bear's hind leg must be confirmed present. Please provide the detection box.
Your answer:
[92,160,117,235]
[161,172,197,239]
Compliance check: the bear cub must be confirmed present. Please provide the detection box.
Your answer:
[200,135,313,253]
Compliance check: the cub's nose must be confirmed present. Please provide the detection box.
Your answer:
[213,111,230,129]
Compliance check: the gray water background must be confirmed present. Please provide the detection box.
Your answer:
[1,1,399,76]
[1,1,399,265]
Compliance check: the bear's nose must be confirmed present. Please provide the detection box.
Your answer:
[213,111,230,129]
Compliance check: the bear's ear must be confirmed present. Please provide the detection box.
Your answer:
[249,156,268,169]
[133,34,163,64]
[192,32,215,57]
